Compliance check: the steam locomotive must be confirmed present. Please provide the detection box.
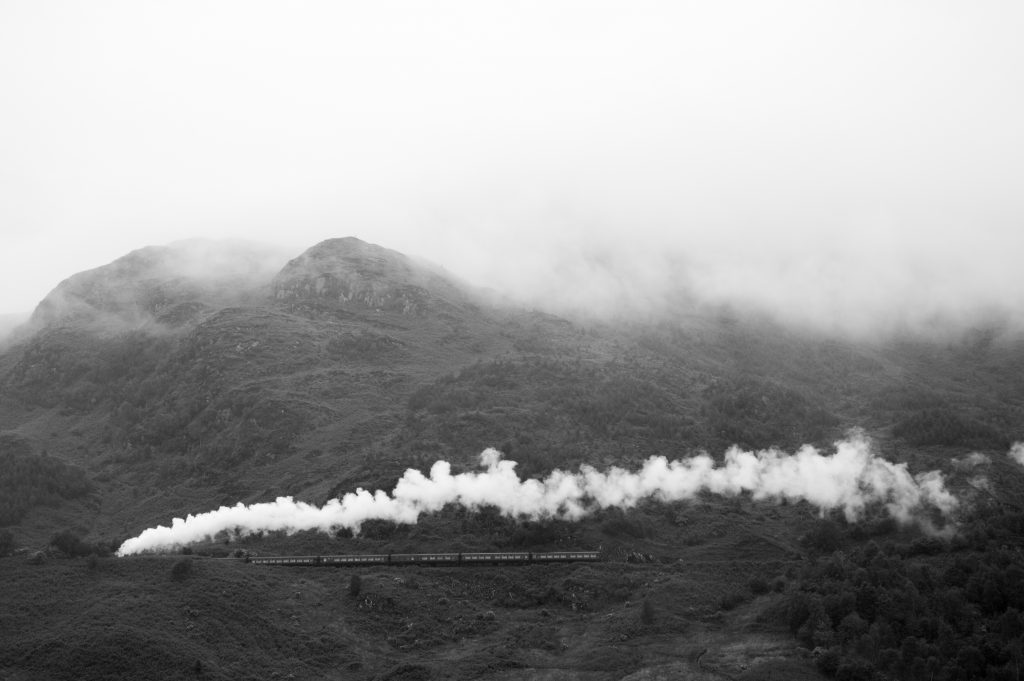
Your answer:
[247,550,600,567]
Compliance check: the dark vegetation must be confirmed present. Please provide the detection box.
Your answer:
[0,529,13,556]
[0,435,91,526]
[702,377,839,451]
[893,407,1010,449]
[48,528,114,558]
[784,506,1024,681]
[170,557,193,580]
[0,497,787,681]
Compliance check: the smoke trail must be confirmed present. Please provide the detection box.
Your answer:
[1009,442,1024,467]
[117,434,957,555]
[951,452,991,470]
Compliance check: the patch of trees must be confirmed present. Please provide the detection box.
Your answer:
[326,331,401,359]
[782,510,1024,680]
[702,378,839,451]
[406,360,526,413]
[893,408,1009,449]
[6,326,308,478]
[869,386,948,415]
[405,358,697,459]
[0,448,91,526]
[0,529,14,555]
[6,328,173,412]
[546,373,689,440]
[49,529,115,557]
[170,557,193,580]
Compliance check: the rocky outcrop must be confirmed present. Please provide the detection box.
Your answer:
[270,237,469,316]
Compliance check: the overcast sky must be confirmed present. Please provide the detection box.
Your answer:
[2,1,1022,335]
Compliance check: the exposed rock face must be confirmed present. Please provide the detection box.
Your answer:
[271,237,469,316]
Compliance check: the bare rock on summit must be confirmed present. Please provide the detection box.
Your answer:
[270,237,470,316]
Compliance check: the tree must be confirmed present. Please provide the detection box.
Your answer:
[170,557,192,581]
[641,598,656,626]
[50,529,89,557]
[0,529,13,556]
[805,519,843,554]
[837,612,868,645]
[817,647,841,677]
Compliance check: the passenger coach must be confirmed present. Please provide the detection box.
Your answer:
[247,550,600,567]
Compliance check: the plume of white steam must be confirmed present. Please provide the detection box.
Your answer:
[1009,442,1024,467]
[117,435,957,556]
[952,452,991,470]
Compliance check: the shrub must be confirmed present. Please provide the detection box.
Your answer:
[641,598,656,625]
[835,659,873,681]
[893,408,1006,448]
[348,574,362,598]
[804,519,843,554]
[0,449,92,526]
[0,529,14,556]
[817,647,841,677]
[719,590,747,611]
[170,558,193,580]
[50,529,91,557]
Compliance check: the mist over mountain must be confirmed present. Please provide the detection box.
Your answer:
[3,236,1024,680]
[24,239,289,332]
[2,235,1022,533]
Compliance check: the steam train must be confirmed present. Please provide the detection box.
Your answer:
[247,550,601,567]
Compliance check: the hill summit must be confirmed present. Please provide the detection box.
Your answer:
[27,239,286,331]
[271,237,470,317]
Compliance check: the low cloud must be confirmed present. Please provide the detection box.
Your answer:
[1009,442,1024,468]
[952,452,991,470]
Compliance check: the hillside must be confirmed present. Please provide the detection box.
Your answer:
[2,237,1024,679]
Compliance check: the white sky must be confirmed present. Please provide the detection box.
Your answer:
[2,1,1023,334]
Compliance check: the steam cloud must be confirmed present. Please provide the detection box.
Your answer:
[952,452,991,470]
[117,435,957,556]
[1009,442,1024,468]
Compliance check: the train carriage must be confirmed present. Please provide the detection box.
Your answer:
[248,550,601,567]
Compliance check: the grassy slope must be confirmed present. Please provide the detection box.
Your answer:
[2,492,830,681]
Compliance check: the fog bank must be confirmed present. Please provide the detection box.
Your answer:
[2,2,1023,337]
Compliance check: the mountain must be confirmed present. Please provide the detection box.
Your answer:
[271,237,473,317]
[2,237,1024,680]
[3,236,1024,540]
[27,239,287,331]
